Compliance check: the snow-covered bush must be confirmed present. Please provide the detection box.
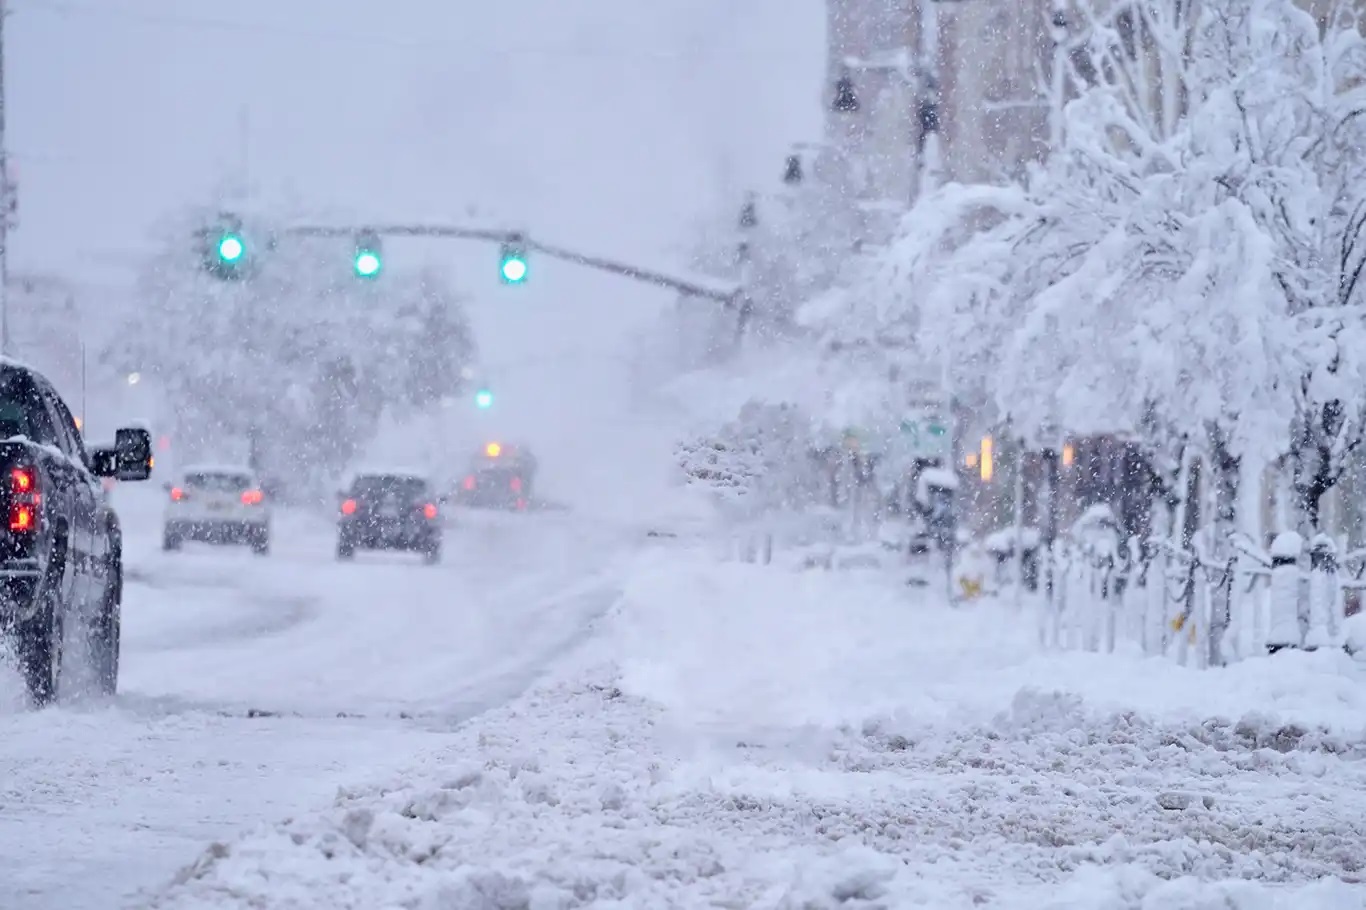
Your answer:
[103,203,476,497]
[675,401,822,521]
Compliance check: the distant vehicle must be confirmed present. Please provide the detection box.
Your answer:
[162,465,271,555]
[455,441,537,511]
[336,471,442,563]
[0,360,153,705]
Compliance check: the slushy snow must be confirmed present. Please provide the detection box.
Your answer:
[142,545,1366,908]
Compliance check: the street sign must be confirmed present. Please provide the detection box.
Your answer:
[899,415,951,461]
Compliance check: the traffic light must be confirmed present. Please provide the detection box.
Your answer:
[353,229,382,279]
[201,212,249,279]
[499,233,528,284]
[217,232,245,264]
[474,388,494,409]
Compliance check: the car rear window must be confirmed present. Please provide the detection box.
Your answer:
[185,472,252,492]
[352,476,427,499]
[0,369,56,445]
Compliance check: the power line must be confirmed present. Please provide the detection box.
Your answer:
[16,0,810,61]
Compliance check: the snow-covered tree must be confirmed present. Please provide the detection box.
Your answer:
[103,204,476,497]
[806,0,1366,537]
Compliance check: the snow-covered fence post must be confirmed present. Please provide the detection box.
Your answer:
[1207,551,1235,668]
[1097,547,1116,653]
[1305,535,1338,649]
[1267,531,1304,653]
[1041,543,1065,649]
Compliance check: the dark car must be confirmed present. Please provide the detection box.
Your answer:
[336,472,442,563]
[456,442,537,511]
[0,362,153,705]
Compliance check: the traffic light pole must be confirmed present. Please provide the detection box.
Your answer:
[0,0,10,356]
[283,223,740,305]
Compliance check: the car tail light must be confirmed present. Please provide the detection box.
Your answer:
[462,475,476,491]
[423,503,438,520]
[341,498,358,515]
[170,486,186,501]
[515,498,528,511]
[9,504,34,531]
[241,489,264,505]
[9,466,39,532]
[509,476,523,492]
[12,467,35,494]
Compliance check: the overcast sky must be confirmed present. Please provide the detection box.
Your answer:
[9,0,824,287]
[10,0,825,495]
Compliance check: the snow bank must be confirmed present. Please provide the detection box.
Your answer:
[147,550,1366,908]
[613,550,1366,734]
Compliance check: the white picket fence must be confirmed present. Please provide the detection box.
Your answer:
[1039,531,1364,667]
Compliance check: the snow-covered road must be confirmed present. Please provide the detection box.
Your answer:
[0,486,627,910]
[144,546,1366,910]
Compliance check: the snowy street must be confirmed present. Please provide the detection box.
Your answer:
[142,547,1366,909]
[0,485,629,909]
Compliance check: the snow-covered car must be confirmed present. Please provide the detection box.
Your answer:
[454,441,537,511]
[162,465,271,554]
[336,471,442,563]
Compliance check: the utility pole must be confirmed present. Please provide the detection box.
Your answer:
[0,0,11,357]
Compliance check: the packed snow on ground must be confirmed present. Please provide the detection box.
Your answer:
[145,545,1366,909]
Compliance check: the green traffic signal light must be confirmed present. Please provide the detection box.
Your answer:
[499,233,528,284]
[218,233,244,263]
[475,389,494,409]
[353,229,382,279]
[500,256,527,284]
[354,250,381,278]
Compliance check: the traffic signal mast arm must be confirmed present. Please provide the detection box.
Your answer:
[524,238,737,304]
[282,223,741,305]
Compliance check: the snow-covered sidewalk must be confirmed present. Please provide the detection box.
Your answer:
[146,548,1366,909]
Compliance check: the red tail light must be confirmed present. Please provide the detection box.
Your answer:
[170,486,186,501]
[241,489,264,505]
[509,476,523,492]
[423,503,438,520]
[9,466,39,532]
[341,498,358,515]
[462,475,476,491]
[11,467,35,494]
[9,504,34,531]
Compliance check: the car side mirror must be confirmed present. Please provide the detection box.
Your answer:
[92,427,153,480]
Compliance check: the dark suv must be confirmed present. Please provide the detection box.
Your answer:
[336,472,442,564]
[0,362,153,705]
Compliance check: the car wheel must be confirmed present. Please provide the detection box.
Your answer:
[162,527,182,551]
[337,536,355,561]
[251,527,270,556]
[422,540,441,565]
[90,552,121,697]
[17,559,66,708]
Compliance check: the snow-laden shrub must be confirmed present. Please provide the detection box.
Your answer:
[675,401,822,522]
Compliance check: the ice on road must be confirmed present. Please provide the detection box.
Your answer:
[0,487,627,910]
